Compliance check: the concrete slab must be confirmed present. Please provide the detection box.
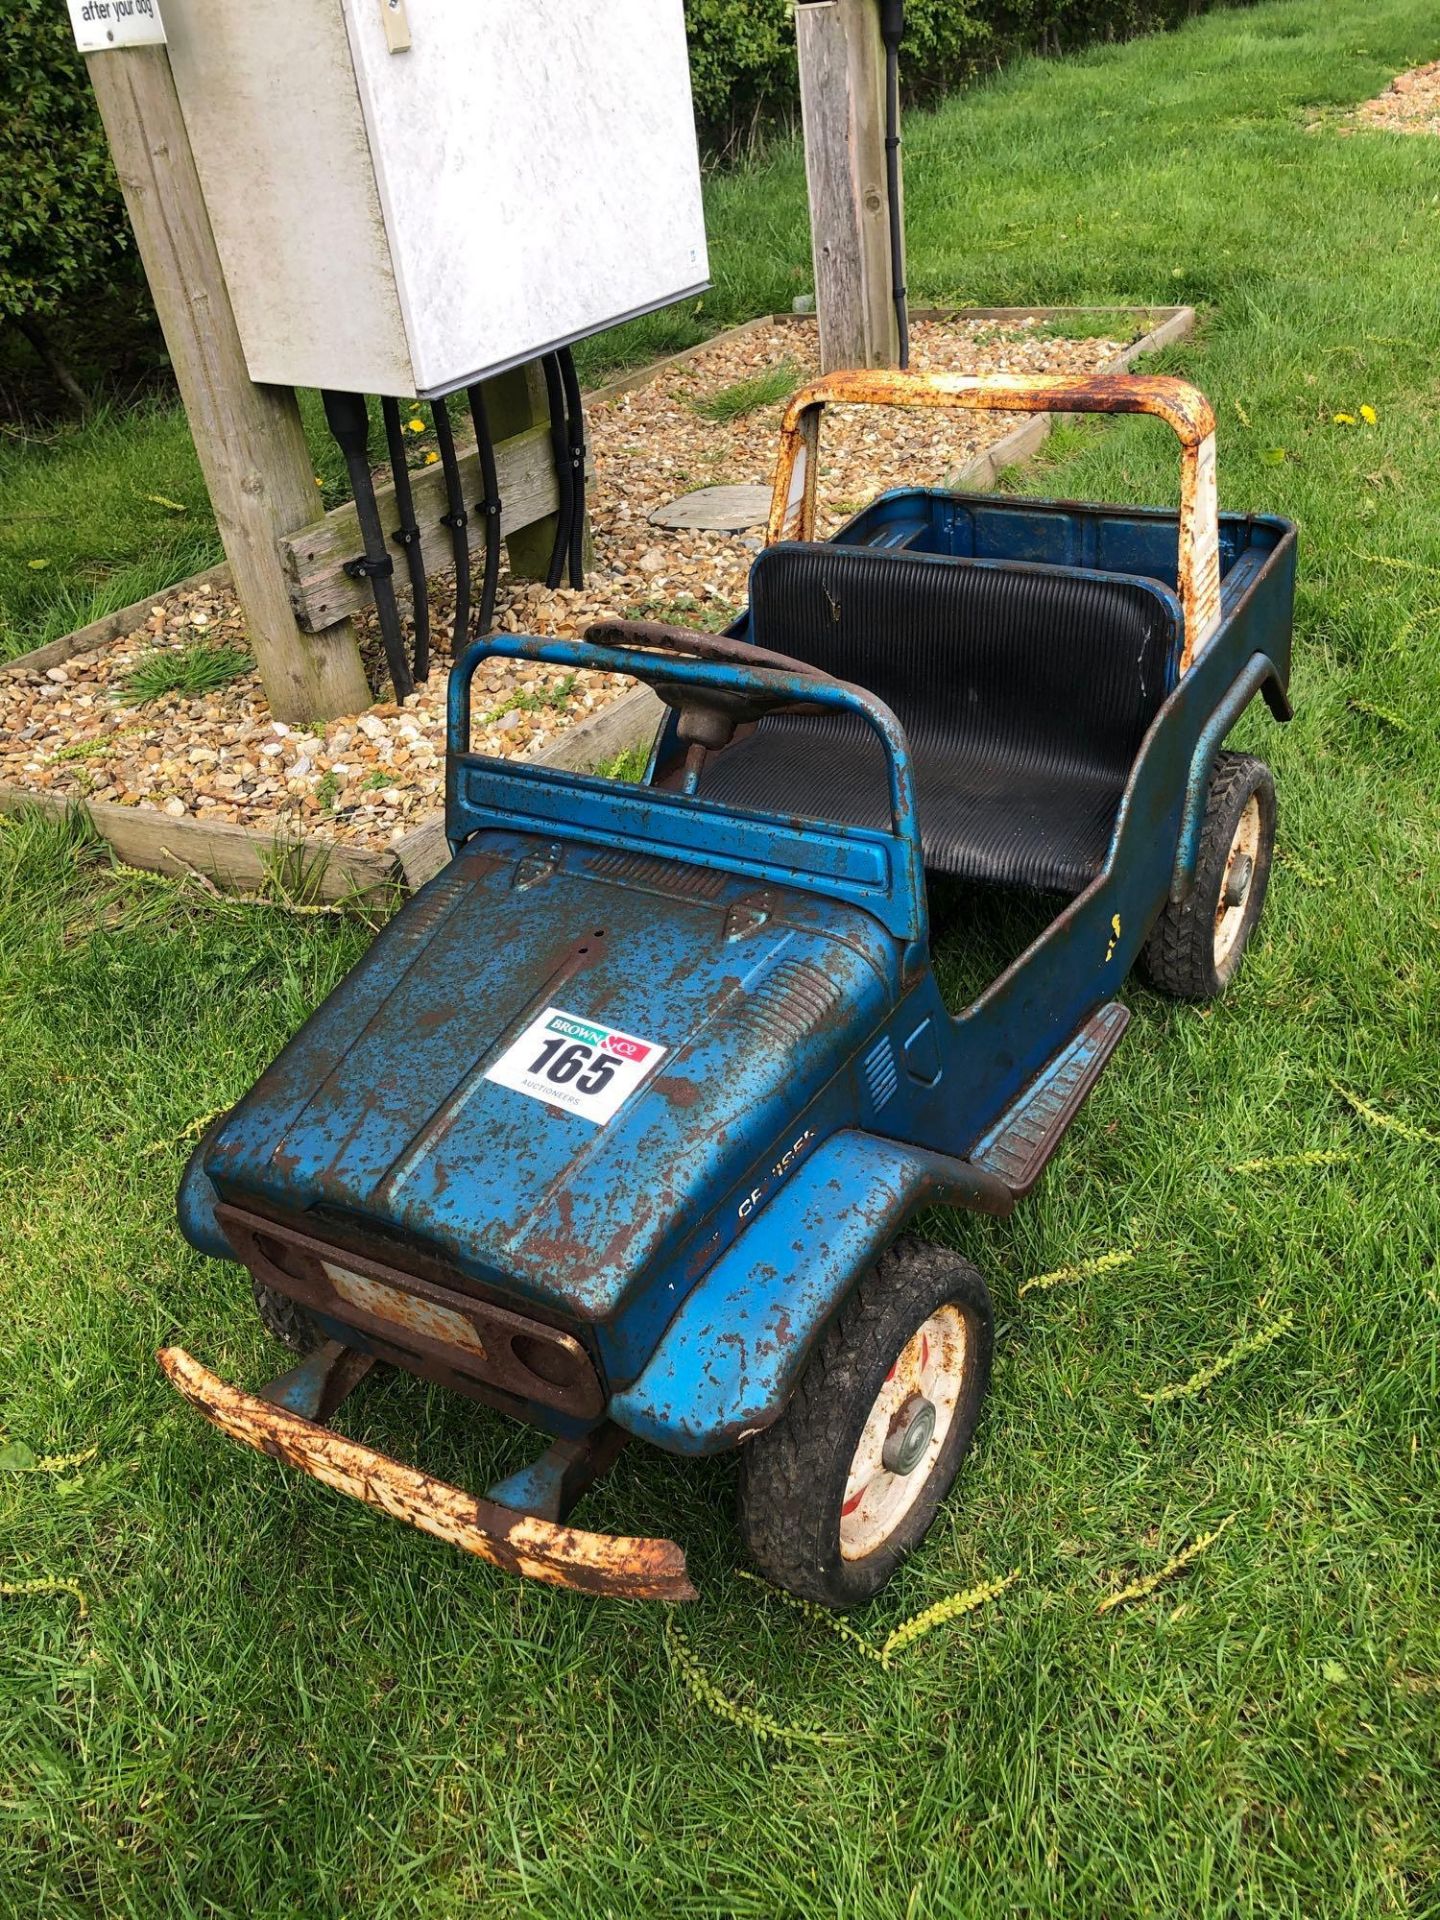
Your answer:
[649,484,773,532]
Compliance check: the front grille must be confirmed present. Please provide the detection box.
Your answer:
[217,1204,605,1419]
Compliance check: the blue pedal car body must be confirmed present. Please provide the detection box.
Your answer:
[168,370,1296,1606]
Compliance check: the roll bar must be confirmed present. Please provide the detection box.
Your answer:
[767,369,1222,671]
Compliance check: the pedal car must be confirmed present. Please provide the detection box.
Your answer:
[166,370,1297,1608]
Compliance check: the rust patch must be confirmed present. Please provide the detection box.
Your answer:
[324,1264,488,1357]
[159,1347,696,1603]
[655,1075,703,1109]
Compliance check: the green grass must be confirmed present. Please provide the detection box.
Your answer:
[694,359,805,423]
[120,643,253,706]
[0,400,225,661]
[4,0,1440,1912]
[1026,310,1151,340]
[594,743,653,783]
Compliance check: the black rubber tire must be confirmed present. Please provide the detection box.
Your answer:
[736,1238,993,1609]
[251,1277,322,1355]
[1140,750,1275,1002]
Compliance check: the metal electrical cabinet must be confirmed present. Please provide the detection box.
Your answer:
[160,0,709,398]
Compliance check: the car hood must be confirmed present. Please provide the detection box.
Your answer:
[206,832,898,1323]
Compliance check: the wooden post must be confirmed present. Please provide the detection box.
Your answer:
[796,0,903,373]
[83,46,372,724]
[489,362,565,584]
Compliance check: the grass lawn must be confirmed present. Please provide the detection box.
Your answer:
[4,0,1440,1912]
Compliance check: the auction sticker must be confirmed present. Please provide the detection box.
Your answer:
[485,1006,666,1126]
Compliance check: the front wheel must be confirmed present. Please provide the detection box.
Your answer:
[736,1238,993,1609]
[252,1277,323,1354]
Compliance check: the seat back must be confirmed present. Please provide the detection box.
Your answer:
[747,543,1180,781]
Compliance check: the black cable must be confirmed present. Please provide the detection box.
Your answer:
[381,396,431,684]
[432,395,472,658]
[465,384,502,639]
[879,0,910,370]
[558,346,587,590]
[321,389,409,702]
[541,351,576,591]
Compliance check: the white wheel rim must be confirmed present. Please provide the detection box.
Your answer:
[1214,794,1261,969]
[839,1304,969,1561]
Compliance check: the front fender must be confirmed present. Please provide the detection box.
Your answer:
[607,1129,1011,1456]
[177,1134,235,1263]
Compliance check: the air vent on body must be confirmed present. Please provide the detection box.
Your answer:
[863,1035,898,1110]
[586,851,727,899]
[722,960,842,1051]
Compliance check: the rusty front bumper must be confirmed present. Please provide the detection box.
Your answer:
[159,1348,696,1602]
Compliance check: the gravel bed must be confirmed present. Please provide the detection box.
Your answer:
[1352,62,1440,135]
[0,315,1130,851]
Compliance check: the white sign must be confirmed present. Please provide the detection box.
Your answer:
[485,1006,667,1127]
[66,0,166,53]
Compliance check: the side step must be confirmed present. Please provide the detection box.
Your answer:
[969,1002,1130,1198]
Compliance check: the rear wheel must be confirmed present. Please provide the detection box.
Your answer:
[736,1238,993,1609]
[1141,750,1275,1001]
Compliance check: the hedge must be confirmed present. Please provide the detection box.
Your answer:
[0,0,132,330]
[685,0,1225,155]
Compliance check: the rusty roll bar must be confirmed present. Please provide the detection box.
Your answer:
[767,369,1222,671]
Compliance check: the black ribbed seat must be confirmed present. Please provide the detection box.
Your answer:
[696,542,1181,894]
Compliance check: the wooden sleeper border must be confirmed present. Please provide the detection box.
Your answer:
[0,306,1194,901]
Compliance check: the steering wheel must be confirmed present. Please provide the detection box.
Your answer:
[583,617,841,752]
